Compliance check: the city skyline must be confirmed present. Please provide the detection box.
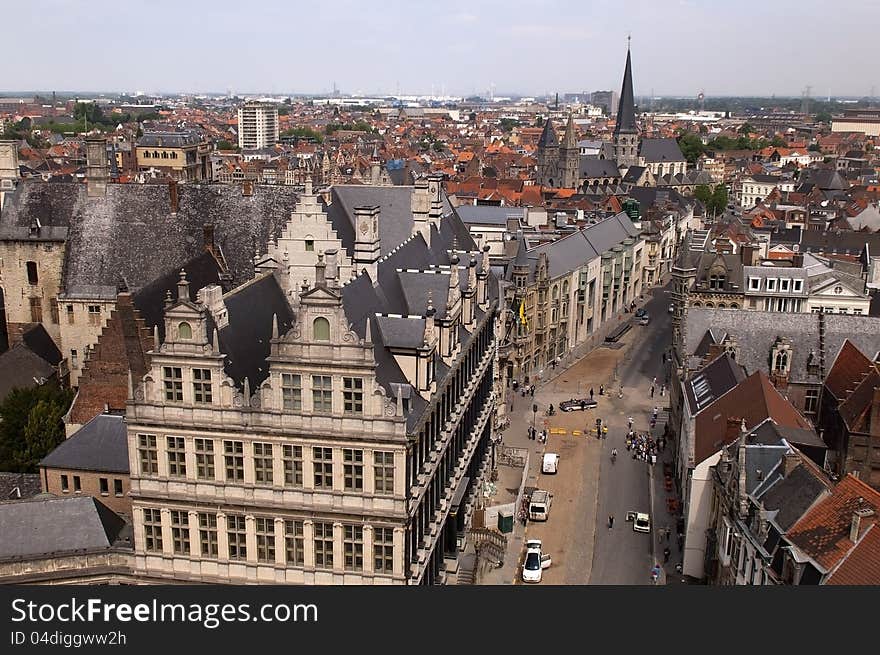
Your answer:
[6,0,878,98]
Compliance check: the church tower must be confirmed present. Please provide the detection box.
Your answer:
[613,42,640,169]
[535,119,559,187]
[560,113,579,189]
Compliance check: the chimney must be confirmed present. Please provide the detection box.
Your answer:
[850,507,875,543]
[315,251,327,287]
[411,179,431,246]
[85,136,109,197]
[168,180,179,214]
[324,248,339,283]
[782,451,801,478]
[242,180,254,197]
[353,205,381,281]
[870,387,880,438]
[792,252,804,268]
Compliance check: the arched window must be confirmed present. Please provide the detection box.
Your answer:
[552,285,559,299]
[730,303,739,309]
[774,350,789,372]
[313,316,330,341]
[171,152,178,159]
[178,322,192,340]
[705,302,715,308]
[718,303,727,309]
[162,151,169,159]
[692,302,702,307]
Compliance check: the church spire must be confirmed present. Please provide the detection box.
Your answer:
[537,118,558,148]
[562,112,577,149]
[615,42,637,135]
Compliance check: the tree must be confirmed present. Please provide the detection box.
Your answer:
[499,118,520,132]
[535,116,544,127]
[739,122,753,135]
[677,132,705,165]
[694,184,713,205]
[216,139,235,150]
[0,384,74,472]
[815,111,832,124]
[770,136,786,148]
[709,184,728,215]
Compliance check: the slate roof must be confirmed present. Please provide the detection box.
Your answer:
[40,414,129,473]
[217,273,294,388]
[787,474,880,573]
[684,353,745,415]
[0,342,58,403]
[0,473,42,501]
[757,458,831,532]
[684,309,880,386]
[137,131,203,148]
[615,48,637,133]
[0,180,299,298]
[0,496,128,559]
[639,138,686,163]
[537,120,559,148]
[579,157,622,179]
[455,204,524,226]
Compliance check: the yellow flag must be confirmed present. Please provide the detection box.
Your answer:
[518,299,527,329]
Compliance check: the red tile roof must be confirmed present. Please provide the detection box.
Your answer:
[788,474,880,574]
[825,339,875,401]
[825,523,880,585]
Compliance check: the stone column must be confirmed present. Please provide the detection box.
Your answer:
[160,508,173,556]
[392,527,405,579]
[187,510,200,558]
[333,522,344,573]
[363,525,374,575]
[274,518,286,566]
[217,513,228,561]
[303,520,315,568]
[245,515,257,563]
[273,445,284,489]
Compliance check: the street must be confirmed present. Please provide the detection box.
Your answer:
[496,280,681,585]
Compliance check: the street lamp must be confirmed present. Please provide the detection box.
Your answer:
[532,403,538,440]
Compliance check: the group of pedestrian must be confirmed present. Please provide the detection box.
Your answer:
[519,384,536,398]
[626,430,658,463]
[527,426,547,443]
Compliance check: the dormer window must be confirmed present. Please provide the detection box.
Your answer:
[767,278,777,292]
[749,277,760,291]
[709,274,726,290]
[793,280,803,292]
[780,278,790,292]
[313,316,330,341]
[178,321,192,340]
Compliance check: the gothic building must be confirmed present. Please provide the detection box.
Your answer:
[126,179,500,584]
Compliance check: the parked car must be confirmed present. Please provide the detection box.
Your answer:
[638,313,650,326]
[635,308,647,318]
[559,398,598,412]
[522,539,552,583]
[542,453,560,474]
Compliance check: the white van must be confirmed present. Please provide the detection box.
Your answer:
[528,490,553,521]
[542,453,559,474]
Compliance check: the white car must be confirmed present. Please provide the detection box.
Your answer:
[521,539,552,583]
[634,512,651,533]
[542,453,559,474]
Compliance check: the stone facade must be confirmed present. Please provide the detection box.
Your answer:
[41,467,131,515]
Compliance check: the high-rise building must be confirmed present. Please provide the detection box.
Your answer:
[590,90,618,117]
[237,101,279,150]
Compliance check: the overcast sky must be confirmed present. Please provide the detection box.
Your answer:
[5,0,878,98]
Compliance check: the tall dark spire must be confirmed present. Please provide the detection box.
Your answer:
[615,43,637,134]
[537,119,558,148]
[562,112,577,149]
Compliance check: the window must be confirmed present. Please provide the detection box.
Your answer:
[29,297,42,322]
[773,350,789,373]
[73,475,81,492]
[343,449,363,491]
[313,522,334,569]
[138,434,158,475]
[88,304,101,326]
[178,321,192,340]
[766,278,777,291]
[305,239,315,251]
[373,527,394,574]
[163,366,183,402]
[805,388,820,414]
[281,373,302,411]
[171,510,190,555]
[71,349,78,368]
[224,440,244,482]
[284,520,304,566]
[195,438,215,480]
[709,274,725,290]
[193,368,212,404]
[114,479,123,496]
[793,279,803,292]
[313,447,333,489]
[198,513,218,558]
[255,517,275,563]
[749,277,760,291]
[313,317,330,341]
[26,261,38,285]
[253,442,273,485]
[99,478,109,495]
[49,298,58,324]
[312,375,333,412]
[227,514,247,560]
[143,508,164,552]
[60,474,69,492]
[343,377,363,415]
[344,525,363,571]
[780,278,790,292]
[167,436,187,477]
[283,444,303,487]
[374,451,395,495]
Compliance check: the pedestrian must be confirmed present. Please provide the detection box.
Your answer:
[530,385,535,397]
[627,416,634,429]
[608,515,614,529]
[599,385,604,396]
[662,352,666,364]
[660,384,666,397]
[590,387,594,400]
[652,376,657,387]
[663,547,671,563]
[650,385,655,398]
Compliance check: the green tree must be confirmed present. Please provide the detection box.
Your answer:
[499,117,520,132]
[216,139,235,150]
[535,116,544,127]
[739,122,753,135]
[0,384,73,472]
[770,136,786,148]
[708,184,728,215]
[694,184,713,205]
[677,132,706,165]
[815,111,832,124]
[432,141,445,152]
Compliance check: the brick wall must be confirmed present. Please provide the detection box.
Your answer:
[41,467,131,516]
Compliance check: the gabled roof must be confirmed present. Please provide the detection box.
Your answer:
[685,352,745,415]
[40,414,129,474]
[639,138,686,163]
[825,523,880,585]
[757,457,832,533]
[787,474,880,574]
[824,339,875,401]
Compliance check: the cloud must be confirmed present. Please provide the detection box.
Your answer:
[452,12,479,24]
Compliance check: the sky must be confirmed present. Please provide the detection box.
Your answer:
[4,0,878,98]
